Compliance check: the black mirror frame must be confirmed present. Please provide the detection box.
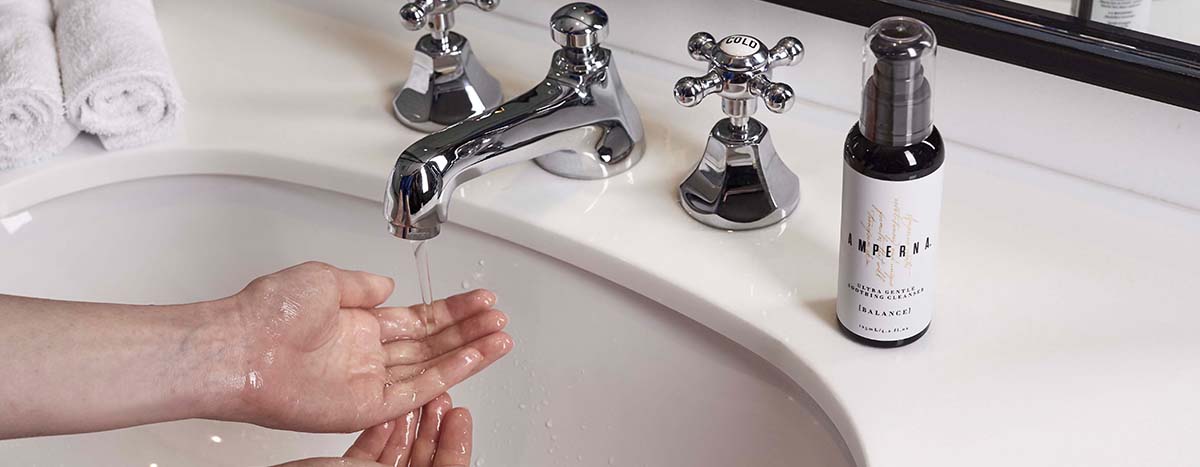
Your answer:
[761,0,1200,111]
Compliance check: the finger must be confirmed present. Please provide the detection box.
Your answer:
[410,394,453,467]
[383,309,509,365]
[333,267,395,309]
[382,331,511,413]
[387,332,514,382]
[274,458,383,467]
[433,408,472,467]
[374,289,497,342]
[439,289,497,316]
[377,410,419,466]
[343,419,399,460]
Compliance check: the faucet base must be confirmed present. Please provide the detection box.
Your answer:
[393,32,503,133]
[530,123,645,180]
[679,118,800,230]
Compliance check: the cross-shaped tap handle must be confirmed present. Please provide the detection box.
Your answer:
[674,33,803,118]
[399,0,500,35]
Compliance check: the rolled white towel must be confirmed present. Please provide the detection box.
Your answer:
[54,0,183,150]
[0,0,79,170]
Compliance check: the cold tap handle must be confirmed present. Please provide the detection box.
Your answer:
[767,36,805,69]
[673,71,723,107]
[686,32,719,62]
[750,74,795,114]
[674,33,803,118]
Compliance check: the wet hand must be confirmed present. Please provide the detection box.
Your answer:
[221,262,512,433]
[275,394,473,467]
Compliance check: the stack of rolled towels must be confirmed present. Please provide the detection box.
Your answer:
[0,0,182,170]
[0,0,75,170]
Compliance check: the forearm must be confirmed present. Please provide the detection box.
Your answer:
[0,295,244,439]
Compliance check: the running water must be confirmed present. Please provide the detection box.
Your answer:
[411,240,434,307]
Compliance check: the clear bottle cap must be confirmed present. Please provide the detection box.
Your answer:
[859,17,937,147]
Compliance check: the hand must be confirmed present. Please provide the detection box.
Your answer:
[221,262,512,433]
[275,394,473,467]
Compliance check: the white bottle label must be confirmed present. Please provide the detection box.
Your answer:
[1091,0,1151,31]
[837,164,944,342]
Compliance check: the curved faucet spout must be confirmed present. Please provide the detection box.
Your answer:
[385,45,645,240]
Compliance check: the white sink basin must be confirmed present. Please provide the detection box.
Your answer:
[0,175,852,466]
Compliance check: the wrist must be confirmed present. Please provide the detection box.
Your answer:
[177,297,249,422]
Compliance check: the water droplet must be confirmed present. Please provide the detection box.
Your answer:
[551,434,558,441]
[475,458,486,467]
[478,259,486,266]
[541,399,549,406]
[577,455,584,461]
[609,457,616,465]
[580,424,588,430]
[461,280,470,290]
[247,371,263,390]
[519,403,528,410]
[545,419,554,428]
[209,435,222,443]
[548,447,556,454]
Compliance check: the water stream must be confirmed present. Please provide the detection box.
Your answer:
[411,240,434,307]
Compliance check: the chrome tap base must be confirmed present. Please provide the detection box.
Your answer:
[679,118,800,230]
[393,33,503,132]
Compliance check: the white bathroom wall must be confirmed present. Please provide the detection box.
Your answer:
[284,0,1200,210]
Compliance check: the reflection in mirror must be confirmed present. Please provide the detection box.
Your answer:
[1013,0,1073,15]
[764,0,1200,110]
[1005,0,1199,44]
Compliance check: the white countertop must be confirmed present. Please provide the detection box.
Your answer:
[3,1,1199,465]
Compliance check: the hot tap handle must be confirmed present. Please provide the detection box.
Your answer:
[399,0,499,33]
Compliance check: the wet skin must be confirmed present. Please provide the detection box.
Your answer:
[278,394,474,467]
[0,261,513,444]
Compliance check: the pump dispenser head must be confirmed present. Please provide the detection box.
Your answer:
[859,17,937,147]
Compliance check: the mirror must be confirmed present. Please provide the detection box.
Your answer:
[1014,0,1198,44]
[762,0,1200,111]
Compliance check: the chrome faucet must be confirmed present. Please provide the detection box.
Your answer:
[674,33,804,230]
[385,2,645,240]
